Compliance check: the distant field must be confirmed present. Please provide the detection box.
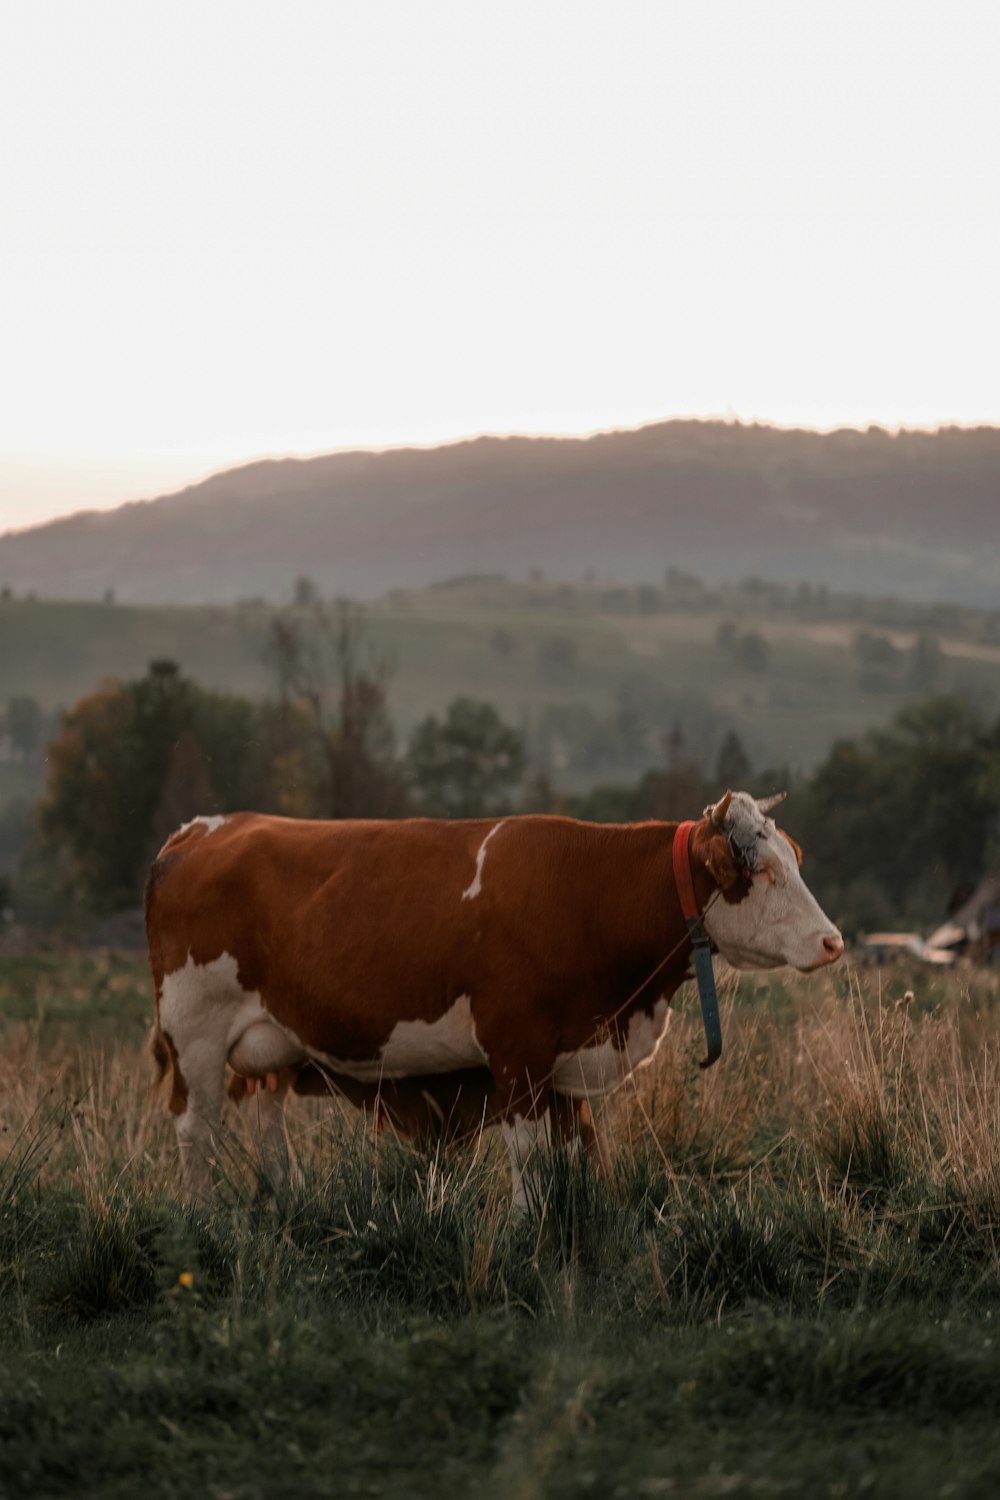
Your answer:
[3,950,1000,1496]
[4,580,1000,815]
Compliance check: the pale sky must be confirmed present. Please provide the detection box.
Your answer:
[2,0,998,533]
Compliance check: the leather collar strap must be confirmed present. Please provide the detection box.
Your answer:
[671,821,723,1070]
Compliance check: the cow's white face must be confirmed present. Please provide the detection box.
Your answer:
[699,792,843,973]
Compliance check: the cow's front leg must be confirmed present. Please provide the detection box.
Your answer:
[500,1105,553,1213]
[550,1092,614,1179]
[480,1016,559,1211]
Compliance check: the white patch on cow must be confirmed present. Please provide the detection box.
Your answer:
[175,984,489,1089]
[552,998,672,1098]
[462,820,506,900]
[501,1112,552,1212]
[702,791,843,973]
[160,951,285,1071]
[378,993,489,1074]
[165,948,489,1110]
[301,993,490,1082]
[176,814,227,837]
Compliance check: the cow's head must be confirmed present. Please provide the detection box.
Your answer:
[692,790,843,972]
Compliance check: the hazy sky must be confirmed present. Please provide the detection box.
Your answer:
[2,0,998,532]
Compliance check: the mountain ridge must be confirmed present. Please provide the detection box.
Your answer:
[3,419,999,605]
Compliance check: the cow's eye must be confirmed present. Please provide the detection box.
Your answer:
[728,834,758,872]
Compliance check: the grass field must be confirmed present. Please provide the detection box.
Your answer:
[3,951,1000,1496]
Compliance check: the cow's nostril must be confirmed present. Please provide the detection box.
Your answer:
[823,934,844,959]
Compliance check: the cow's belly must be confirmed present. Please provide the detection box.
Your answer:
[160,952,492,1083]
[551,998,671,1098]
[306,994,491,1081]
[231,990,490,1082]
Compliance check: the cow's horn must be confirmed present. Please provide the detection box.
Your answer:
[757,792,787,814]
[710,790,733,828]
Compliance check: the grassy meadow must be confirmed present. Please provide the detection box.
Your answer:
[4,950,1000,1496]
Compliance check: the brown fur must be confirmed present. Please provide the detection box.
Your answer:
[145,812,756,1140]
[702,831,753,898]
[147,1021,188,1115]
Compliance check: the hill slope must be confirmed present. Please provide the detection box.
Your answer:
[2,420,999,605]
[3,574,998,771]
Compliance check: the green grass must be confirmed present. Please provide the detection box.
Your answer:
[0,950,151,1037]
[3,955,1000,1495]
[6,1294,1000,1497]
[4,1151,1000,1498]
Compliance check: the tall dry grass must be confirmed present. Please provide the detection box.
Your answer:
[2,959,999,1330]
[3,960,1000,1214]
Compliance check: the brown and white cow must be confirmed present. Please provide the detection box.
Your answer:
[145,791,842,1205]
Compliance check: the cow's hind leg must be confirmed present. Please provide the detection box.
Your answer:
[169,1034,227,1207]
[228,1020,307,1197]
[159,955,246,1205]
[235,1069,301,1199]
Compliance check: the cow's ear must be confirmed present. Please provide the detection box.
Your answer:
[701,832,744,892]
[778,827,802,866]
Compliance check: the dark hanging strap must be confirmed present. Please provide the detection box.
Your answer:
[688,916,722,1069]
[672,820,723,1070]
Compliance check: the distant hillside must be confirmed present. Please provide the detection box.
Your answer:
[2,420,1000,605]
[3,571,998,771]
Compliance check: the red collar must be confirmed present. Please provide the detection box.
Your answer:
[672,820,700,922]
[672,818,723,1068]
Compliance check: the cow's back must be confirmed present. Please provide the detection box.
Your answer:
[147,813,531,1059]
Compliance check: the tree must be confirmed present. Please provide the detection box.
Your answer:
[293,575,319,607]
[632,762,710,823]
[151,731,218,851]
[665,722,686,770]
[716,621,770,672]
[537,635,580,682]
[734,630,770,672]
[405,698,525,817]
[265,599,407,819]
[715,619,738,651]
[491,626,518,658]
[854,630,898,670]
[791,694,1000,933]
[37,662,273,913]
[715,729,752,786]
[5,696,45,761]
[39,678,159,910]
[908,632,943,690]
[854,629,900,692]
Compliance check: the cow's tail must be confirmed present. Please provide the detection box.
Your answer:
[144,844,176,1093]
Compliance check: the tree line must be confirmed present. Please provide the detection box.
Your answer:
[12,599,1000,938]
[21,603,524,919]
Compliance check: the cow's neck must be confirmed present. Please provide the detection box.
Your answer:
[583,822,700,1013]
